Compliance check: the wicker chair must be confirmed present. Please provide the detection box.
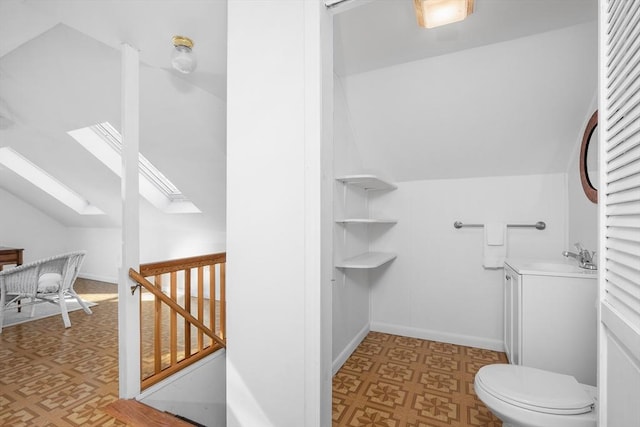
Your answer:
[0,251,91,332]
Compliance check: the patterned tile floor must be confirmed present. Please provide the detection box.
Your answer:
[0,279,125,426]
[2,279,506,426]
[333,331,508,427]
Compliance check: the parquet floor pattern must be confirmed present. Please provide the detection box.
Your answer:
[2,279,506,426]
[0,279,125,427]
[333,332,508,427]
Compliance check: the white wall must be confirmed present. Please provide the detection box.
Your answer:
[138,351,226,427]
[226,2,332,425]
[332,77,371,372]
[369,173,568,350]
[68,221,227,283]
[67,227,120,282]
[0,188,70,263]
[139,217,227,265]
[0,188,225,283]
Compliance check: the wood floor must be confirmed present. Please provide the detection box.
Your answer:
[103,399,196,427]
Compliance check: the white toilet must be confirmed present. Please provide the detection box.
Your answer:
[474,364,597,427]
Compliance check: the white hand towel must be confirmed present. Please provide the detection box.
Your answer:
[483,223,507,269]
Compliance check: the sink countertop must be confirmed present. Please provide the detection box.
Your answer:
[505,258,598,279]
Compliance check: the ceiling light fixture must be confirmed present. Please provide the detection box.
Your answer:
[414,0,474,29]
[171,35,197,74]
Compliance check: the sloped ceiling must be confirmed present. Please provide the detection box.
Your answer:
[0,0,227,228]
[338,21,598,182]
[334,0,598,183]
[0,0,599,227]
[333,0,597,76]
[0,24,121,227]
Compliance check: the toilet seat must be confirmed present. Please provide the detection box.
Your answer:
[475,364,594,415]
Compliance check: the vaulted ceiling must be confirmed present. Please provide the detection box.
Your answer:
[0,0,598,228]
[0,0,227,228]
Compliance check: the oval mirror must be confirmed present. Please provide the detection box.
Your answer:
[579,111,598,204]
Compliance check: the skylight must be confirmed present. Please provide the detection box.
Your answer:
[68,122,200,214]
[0,147,104,215]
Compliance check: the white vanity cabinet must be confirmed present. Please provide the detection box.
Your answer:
[503,264,521,365]
[503,259,598,385]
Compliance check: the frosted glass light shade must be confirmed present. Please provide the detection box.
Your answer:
[171,36,197,74]
[414,0,474,29]
[171,45,197,73]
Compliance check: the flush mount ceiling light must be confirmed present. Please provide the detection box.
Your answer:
[171,35,197,74]
[414,0,474,29]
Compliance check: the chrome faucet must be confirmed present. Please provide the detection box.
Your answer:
[563,243,597,270]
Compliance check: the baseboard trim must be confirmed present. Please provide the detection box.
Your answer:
[78,273,117,284]
[332,324,370,375]
[370,321,504,352]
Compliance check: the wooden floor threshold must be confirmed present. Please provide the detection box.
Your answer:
[104,399,198,427]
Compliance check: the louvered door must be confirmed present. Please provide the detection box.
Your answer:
[599,0,640,425]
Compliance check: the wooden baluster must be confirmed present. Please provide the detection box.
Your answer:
[197,266,204,351]
[210,263,216,347]
[154,274,162,374]
[220,262,226,341]
[184,269,191,359]
[170,271,177,366]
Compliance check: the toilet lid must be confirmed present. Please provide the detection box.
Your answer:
[476,364,594,415]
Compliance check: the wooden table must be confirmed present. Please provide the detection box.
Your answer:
[0,247,24,271]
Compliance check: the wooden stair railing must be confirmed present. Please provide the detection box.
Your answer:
[129,252,226,390]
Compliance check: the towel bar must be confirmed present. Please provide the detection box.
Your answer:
[453,221,546,230]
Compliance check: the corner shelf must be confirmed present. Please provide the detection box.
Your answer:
[335,174,397,270]
[336,174,397,191]
[335,252,397,269]
[335,218,397,224]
